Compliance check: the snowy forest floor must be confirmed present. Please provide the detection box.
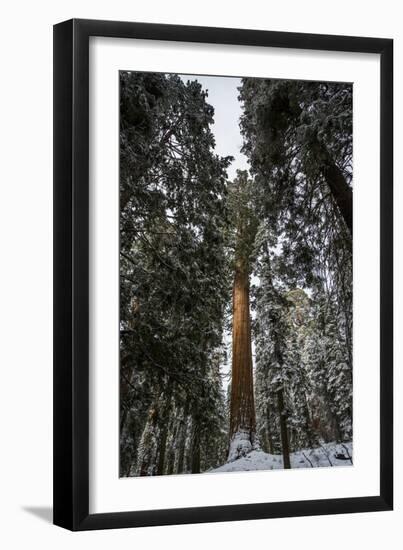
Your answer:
[209,442,353,473]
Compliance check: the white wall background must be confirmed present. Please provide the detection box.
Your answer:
[0,0,400,547]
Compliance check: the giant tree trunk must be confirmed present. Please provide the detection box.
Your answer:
[229,262,256,458]
[277,389,291,469]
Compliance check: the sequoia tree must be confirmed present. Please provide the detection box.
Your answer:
[120,73,354,476]
[227,171,258,460]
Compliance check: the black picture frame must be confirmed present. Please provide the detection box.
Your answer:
[53,18,393,531]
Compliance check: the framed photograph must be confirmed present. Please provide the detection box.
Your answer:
[53,19,393,530]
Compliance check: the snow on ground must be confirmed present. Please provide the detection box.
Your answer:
[209,442,353,473]
[227,430,254,462]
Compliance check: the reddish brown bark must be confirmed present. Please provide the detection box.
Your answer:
[229,262,256,440]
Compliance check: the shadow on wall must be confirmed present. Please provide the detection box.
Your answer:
[22,506,53,524]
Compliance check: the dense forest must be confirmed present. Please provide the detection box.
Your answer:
[119,72,353,476]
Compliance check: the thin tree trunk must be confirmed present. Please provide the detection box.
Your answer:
[190,420,201,474]
[321,381,343,442]
[303,393,314,448]
[156,423,169,475]
[313,138,353,235]
[263,98,353,236]
[166,419,179,475]
[176,402,189,474]
[277,389,291,469]
[137,402,159,476]
[266,403,274,454]
[284,100,353,236]
[156,385,173,475]
[119,356,135,435]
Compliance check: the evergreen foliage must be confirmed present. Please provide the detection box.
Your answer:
[242,78,353,456]
[120,72,231,475]
[119,73,353,475]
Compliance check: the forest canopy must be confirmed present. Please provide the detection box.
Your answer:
[119,72,353,476]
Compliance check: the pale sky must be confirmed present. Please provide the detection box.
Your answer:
[180,74,253,393]
[180,74,249,180]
